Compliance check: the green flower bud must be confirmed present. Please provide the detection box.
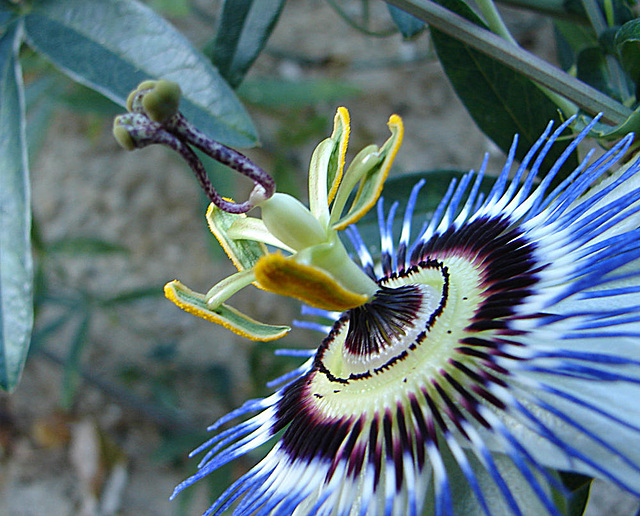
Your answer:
[112,116,136,150]
[141,80,182,123]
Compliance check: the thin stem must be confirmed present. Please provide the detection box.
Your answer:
[383,0,632,125]
[325,0,398,37]
[581,0,632,102]
[475,0,517,45]
[170,114,275,201]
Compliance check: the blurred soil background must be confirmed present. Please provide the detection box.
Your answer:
[1,1,638,515]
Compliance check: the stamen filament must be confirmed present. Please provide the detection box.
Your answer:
[205,269,257,309]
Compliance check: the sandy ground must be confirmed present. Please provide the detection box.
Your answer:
[1,1,639,515]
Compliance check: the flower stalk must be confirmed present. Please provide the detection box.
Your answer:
[114,80,274,214]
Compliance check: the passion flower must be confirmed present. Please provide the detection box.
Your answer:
[115,81,640,515]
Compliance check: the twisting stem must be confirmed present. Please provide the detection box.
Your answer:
[158,129,257,214]
[167,113,275,203]
[475,0,517,44]
[113,80,276,213]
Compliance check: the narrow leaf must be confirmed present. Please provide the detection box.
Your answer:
[0,7,13,30]
[61,310,90,409]
[25,74,60,162]
[577,46,620,99]
[238,78,361,107]
[616,18,640,88]
[209,0,286,88]
[24,0,257,147]
[0,20,32,392]
[387,5,425,39]
[553,19,598,71]
[47,237,128,256]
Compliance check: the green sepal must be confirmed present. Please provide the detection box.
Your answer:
[206,203,267,271]
[165,280,290,341]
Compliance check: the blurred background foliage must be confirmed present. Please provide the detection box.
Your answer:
[2,0,640,513]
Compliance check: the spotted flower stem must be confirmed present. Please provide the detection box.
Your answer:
[114,80,274,213]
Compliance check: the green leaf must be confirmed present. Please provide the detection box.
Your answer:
[23,0,257,147]
[430,0,577,181]
[29,312,73,354]
[238,78,361,108]
[25,74,59,162]
[577,47,616,97]
[0,21,33,392]
[208,0,286,88]
[553,472,592,516]
[616,18,640,88]
[47,237,128,256]
[148,0,191,17]
[60,84,122,116]
[563,0,634,25]
[0,8,13,30]
[100,286,164,307]
[387,5,425,39]
[61,310,90,409]
[554,19,598,71]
